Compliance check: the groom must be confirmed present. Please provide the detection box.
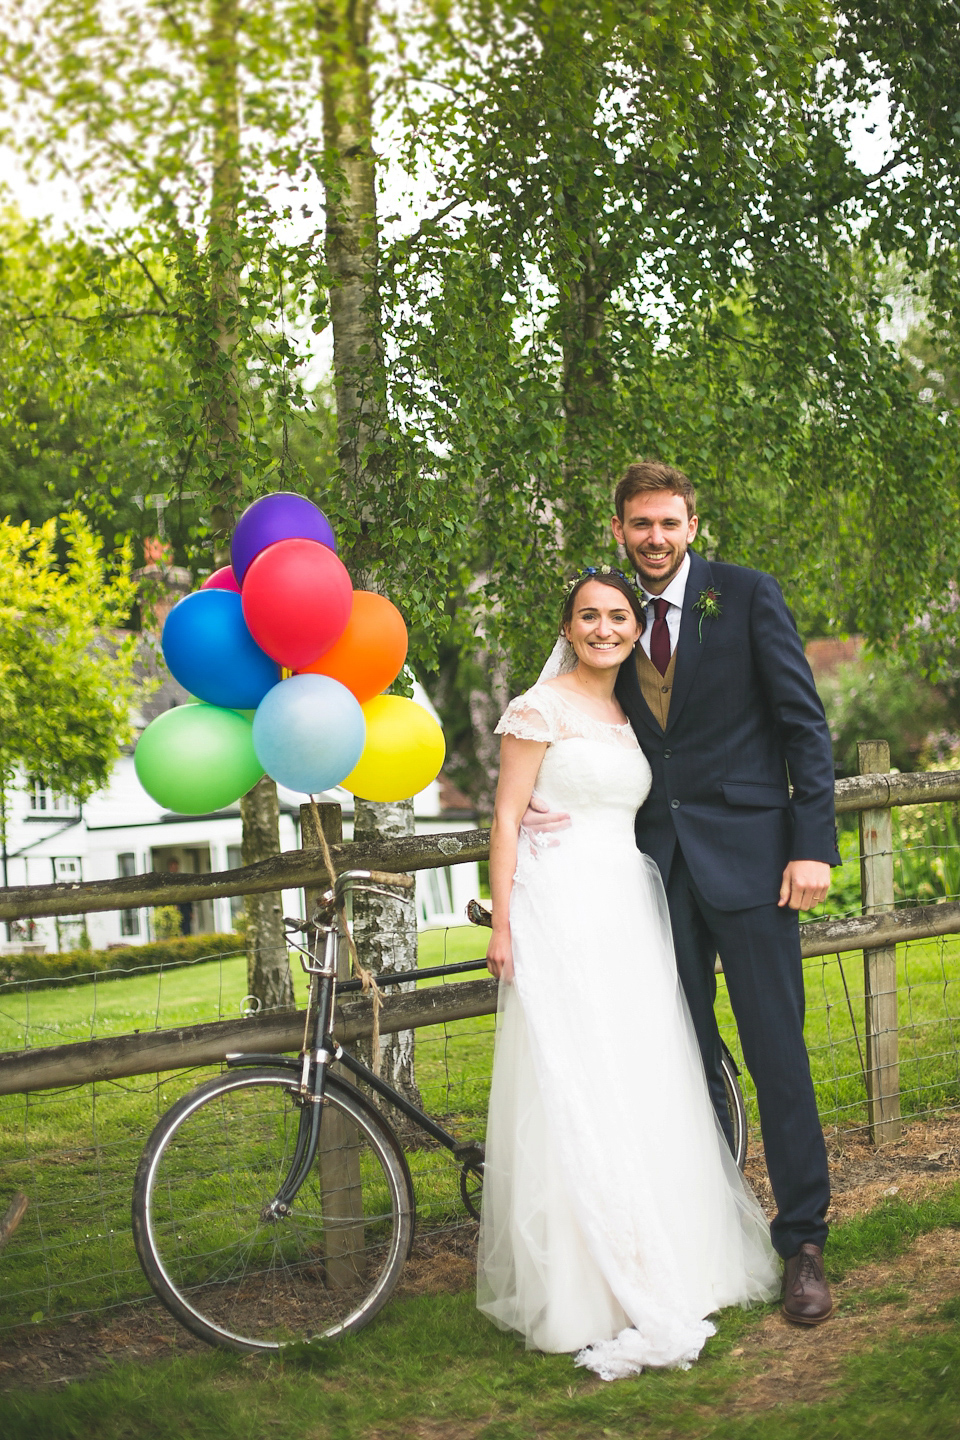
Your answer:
[527,460,839,1324]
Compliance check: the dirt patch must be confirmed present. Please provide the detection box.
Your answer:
[2,1119,959,1396]
[395,1225,480,1299]
[0,1306,208,1391]
[744,1112,960,1222]
[714,1227,960,1413]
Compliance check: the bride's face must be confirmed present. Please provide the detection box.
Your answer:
[563,580,642,671]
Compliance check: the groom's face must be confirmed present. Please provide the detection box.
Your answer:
[611,492,698,593]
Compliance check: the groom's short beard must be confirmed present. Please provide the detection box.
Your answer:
[627,543,687,590]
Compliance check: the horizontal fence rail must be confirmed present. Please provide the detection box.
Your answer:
[4,896,960,1098]
[832,769,960,815]
[1,767,959,1107]
[0,978,498,1095]
[0,831,491,921]
[3,770,960,924]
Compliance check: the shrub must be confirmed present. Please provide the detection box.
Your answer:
[0,933,244,987]
[893,753,960,905]
[152,905,184,940]
[818,650,947,777]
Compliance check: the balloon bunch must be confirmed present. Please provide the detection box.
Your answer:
[134,494,445,815]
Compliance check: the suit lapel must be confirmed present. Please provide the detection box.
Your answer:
[665,550,714,735]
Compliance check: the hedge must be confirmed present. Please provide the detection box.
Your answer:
[0,933,244,988]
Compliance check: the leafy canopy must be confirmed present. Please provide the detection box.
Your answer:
[0,513,140,800]
[2,0,960,699]
[369,0,960,682]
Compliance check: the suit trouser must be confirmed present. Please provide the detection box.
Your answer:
[665,848,830,1259]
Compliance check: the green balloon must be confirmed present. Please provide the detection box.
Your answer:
[134,704,264,814]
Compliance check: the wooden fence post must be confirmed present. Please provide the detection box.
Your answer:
[300,802,364,1286]
[857,740,901,1145]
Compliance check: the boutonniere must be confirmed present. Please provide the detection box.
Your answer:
[693,586,721,641]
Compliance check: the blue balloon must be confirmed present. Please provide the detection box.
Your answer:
[252,674,366,794]
[162,591,280,709]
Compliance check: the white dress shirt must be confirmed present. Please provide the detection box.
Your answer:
[637,553,691,661]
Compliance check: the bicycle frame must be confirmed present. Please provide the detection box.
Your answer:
[224,870,485,1219]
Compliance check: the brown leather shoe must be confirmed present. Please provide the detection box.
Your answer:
[782,1243,834,1325]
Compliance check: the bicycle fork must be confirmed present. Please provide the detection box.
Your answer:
[229,922,340,1223]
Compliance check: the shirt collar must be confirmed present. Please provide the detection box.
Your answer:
[640,552,691,609]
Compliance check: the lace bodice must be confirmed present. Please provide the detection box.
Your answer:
[496,683,639,750]
[496,683,651,835]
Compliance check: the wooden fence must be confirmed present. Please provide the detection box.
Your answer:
[1,746,960,1145]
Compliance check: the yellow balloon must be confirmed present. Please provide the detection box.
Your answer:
[341,695,446,803]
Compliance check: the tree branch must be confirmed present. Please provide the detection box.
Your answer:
[10,308,179,324]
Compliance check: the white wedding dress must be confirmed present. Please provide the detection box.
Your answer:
[477,683,780,1381]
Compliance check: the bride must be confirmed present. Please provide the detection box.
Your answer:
[477,567,780,1381]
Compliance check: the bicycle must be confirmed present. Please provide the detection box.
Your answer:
[132,869,488,1354]
[132,871,748,1354]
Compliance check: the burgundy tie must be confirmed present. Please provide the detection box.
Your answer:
[650,597,671,676]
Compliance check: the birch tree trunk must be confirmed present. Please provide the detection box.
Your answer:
[206,0,243,545]
[318,0,419,1097]
[240,778,294,1010]
[466,595,511,820]
[352,797,421,1107]
[207,0,290,1007]
[318,0,386,498]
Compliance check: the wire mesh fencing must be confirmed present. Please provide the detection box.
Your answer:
[0,934,495,1334]
[4,808,960,1336]
[716,930,960,1140]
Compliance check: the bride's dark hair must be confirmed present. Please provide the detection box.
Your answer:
[560,569,645,633]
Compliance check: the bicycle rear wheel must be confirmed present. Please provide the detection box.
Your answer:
[133,1069,415,1353]
[720,1049,748,1170]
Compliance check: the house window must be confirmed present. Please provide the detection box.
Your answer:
[118,853,140,937]
[53,857,81,882]
[29,781,75,815]
[417,866,455,926]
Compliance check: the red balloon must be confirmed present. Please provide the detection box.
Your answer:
[241,537,353,670]
[201,565,241,593]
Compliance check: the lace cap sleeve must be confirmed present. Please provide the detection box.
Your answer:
[494,689,555,744]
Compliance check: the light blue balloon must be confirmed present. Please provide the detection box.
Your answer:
[252,674,366,795]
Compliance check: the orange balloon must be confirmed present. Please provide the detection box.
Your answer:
[299,591,408,703]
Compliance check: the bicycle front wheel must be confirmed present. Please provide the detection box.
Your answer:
[133,1069,415,1353]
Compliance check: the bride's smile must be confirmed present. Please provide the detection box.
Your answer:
[564,581,641,672]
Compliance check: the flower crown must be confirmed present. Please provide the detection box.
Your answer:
[563,564,639,597]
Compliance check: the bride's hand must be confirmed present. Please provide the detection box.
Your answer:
[486,931,515,984]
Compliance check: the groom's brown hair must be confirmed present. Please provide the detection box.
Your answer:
[615,460,697,521]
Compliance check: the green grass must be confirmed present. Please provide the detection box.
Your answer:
[1,923,959,1334]
[0,953,250,1052]
[2,1188,960,1439]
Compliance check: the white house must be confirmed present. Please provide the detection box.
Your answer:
[0,608,480,953]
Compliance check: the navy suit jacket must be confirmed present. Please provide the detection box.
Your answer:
[614,550,841,912]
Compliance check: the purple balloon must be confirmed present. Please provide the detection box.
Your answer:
[231,493,337,584]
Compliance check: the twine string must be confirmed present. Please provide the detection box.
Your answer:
[308,796,383,1075]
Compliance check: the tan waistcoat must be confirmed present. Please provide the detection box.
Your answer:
[634,645,678,731]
